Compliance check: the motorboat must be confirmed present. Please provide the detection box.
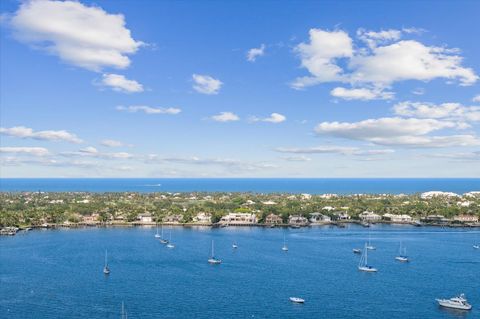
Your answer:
[353,248,361,254]
[436,294,472,310]
[289,297,305,304]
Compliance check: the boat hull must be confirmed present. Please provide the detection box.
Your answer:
[358,266,377,272]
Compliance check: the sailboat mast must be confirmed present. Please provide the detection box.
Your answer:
[365,243,368,265]
[211,240,215,257]
[105,249,108,267]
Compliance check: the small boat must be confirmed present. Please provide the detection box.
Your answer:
[366,234,376,250]
[232,242,238,249]
[473,244,479,249]
[282,234,288,251]
[208,240,222,264]
[154,224,161,239]
[395,242,409,262]
[353,248,361,254]
[289,297,305,304]
[103,249,110,275]
[361,222,370,227]
[166,229,174,248]
[159,225,169,244]
[358,243,377,272]
[436,294,472,310]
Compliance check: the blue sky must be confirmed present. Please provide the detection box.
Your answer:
[1,0,479,177]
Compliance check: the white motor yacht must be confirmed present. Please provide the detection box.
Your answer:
[436,294,472,310]
[289,297,305,304]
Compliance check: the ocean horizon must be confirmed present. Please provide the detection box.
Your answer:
[1,178,479,194]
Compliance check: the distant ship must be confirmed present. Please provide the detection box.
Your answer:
[208,240,222,264]
[436,294,472,310]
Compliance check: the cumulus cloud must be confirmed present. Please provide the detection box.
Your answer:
[281,155,312,162]
[330,87,394,100]
[0,126,83,143]
[247,44,265,62]
[393,101,480,122]
[473,95,480,103]
[8,0,142,71]
[101,74,143,93]
[116,105,181,115]
[291,29,352,89]
[0,146,50,156]
[192,74,222,95]
[292,28,478,90]
[314,117,479,148]
[250,113,286,123]
[210,112,240,122]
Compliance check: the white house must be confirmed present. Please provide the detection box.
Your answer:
[309,212,331,223]
[220,213,257,225]
[383,213,412,223]
[289,215,309,226]
[137,213,153,223]
[359,211,381,222]
[193,212,212,224]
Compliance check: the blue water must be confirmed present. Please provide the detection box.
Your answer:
[1,225,479,318]
[1,178,479,194]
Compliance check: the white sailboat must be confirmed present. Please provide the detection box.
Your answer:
[395,242,409,262]
[358,243,377,272]
[103,249,110,275]
[282,234,288,251]
[366,234,376,250]
[154,224,161,238]
[208,240,222,264]
[166,229,175,248]
[159,224,169,244]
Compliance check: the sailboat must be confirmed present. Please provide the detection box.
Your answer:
[208,240,222,264]
[166,229,175,248]
[159,224,169,244]
[395,242,409,262]
[366,234,376,250]
[121,302,128,319]
[282,234,288,251]
[358,243,377,272]
[103,249,110,275]
[154,224,161,238]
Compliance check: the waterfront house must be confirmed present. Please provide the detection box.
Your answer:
[193,212,212,224]
[163,214,183,224]
[309,212,331,223]
[359,211,381,222]
[219,213,258,225]
[421,215,450,224]
[265,213,283,225]
[382,213,412,223]
[453,215,479,223]
[137,213,153,223]
[82,213,99,224]
[288,215,309,226]
[334,211,351,220]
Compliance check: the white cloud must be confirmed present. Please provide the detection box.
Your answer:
[101,74,143,93]
[250,113,286,123]
[473,95,480,103]
[357,28,402,49]
[8,0,142,71]
[0,146,50,156]
[0,126,83,143]
[330,87,394,100]
[116,105,181,115]
[192,74,222,95]
[62,146,133,159]
[211,112,240,122]
[276,146,394,156]
[291,28,352,89]
[247,44,265,62]
[314,117,479,148]
[101,139,128,147]
[350,40,478,86]
[155,156,277,171]
[281,155,312,162]
[412,88,425,95]
[393,101,480,121]
[292,28,478,90]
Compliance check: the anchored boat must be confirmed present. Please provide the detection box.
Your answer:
[436,294,472,310]
[358,243,377,272]
[208,240,222,264]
